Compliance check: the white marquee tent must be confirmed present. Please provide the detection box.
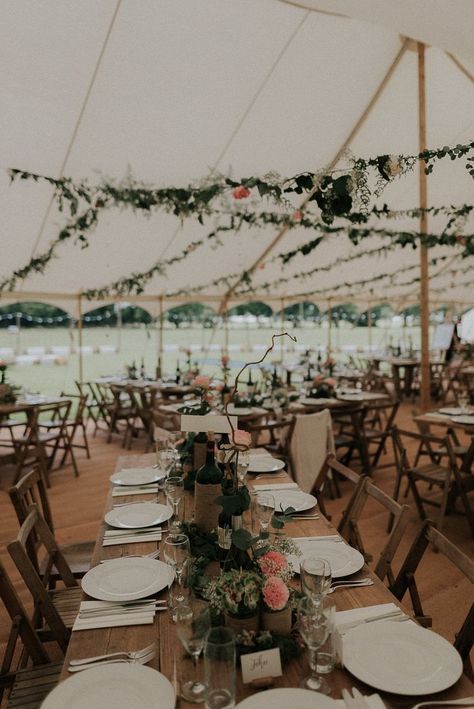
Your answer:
[0,0,473,321]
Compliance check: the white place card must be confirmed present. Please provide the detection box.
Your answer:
[241,647,282,684]
[180,413,238,433]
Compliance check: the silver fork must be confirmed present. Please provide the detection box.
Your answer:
[68,648,155,672]
[327,579,374,594]
[100,549,160,563]
[254,472,286,480]
[69,642,156,667]
[411,700,474,709]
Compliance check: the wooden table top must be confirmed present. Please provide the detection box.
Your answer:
[0,396,69,416]
[414,411,474,434]
[59,453,473,705]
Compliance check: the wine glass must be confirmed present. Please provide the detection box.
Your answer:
[254,493,275,538]
[176,599,211,703]
[162,533,191,618]
[300,556,332,604]
[164,475,185,529]
[457,392,470,413]
[236,450,249,485]
[297,596,331,694]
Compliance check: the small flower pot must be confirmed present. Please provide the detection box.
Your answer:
[224,611,259,634]
[261,606,292,635]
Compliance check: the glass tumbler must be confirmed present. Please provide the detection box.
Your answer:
[204,626,236,709]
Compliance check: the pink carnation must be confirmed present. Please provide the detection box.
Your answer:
[292,210,303,221]
[232,429,252,449]
[326,378,336,387]
[232,185,251,200]
[193,375,211,389]
[262,576,289,611]
[258,550,289,577]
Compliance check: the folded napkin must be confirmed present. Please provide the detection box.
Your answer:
[73,600,156,631]
[112,485,159,497]
[334,603,412,664]
[335,695,386,709]
[253,482,299,491]
[102,528,163,546]
[292,535,341,543]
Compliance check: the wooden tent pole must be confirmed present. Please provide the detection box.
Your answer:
[158,296,164,372]
[327,300,332,352]
[280,299,285,363]
[418,42,430,411]
[116,302,122,353]
[77,294,83,383]
[224,299,229,353]
[367,301,373,352]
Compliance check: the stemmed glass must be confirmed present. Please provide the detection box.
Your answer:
[176,599,211,703]
[458,392,470,414]
[164,475,185,529]
[236,450,249,486]
[162,532,191,618]
[254,493,275,539]
[297,596,331,694]
[300,556,332,605]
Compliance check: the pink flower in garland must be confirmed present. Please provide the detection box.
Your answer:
[232,429,252,449]
[292,210,303,221]
[232,185,251,200]
[262,576,289,611]
[193,375,211,389]
[258,550,289,578]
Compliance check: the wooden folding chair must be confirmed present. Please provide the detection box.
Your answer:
[360,399,399,471]
[0,559,62,708]
[311,454,364,521]
[9,465,93,582]
[106,385,135,444]
[338,474,410,584]
[392,426,474,537]
[390,519,474,678]
[39,393,90,461]
[7,505,82,653]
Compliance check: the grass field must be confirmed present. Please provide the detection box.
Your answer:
[0,321,428,397]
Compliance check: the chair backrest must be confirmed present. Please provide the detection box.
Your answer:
[246,417,295,457]
[393,425,457,471]
[60,392,87,424]
[338,475,410,583]
[0,558,51,702]
[7,505,78,652]
[314,454,364,522]
[390,519,474,673]
[290,410,335,493]
[9,465,55,573]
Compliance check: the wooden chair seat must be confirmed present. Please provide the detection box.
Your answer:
[6,662,62,708]
[411,462,452,483]
[39,540,94,579]
[50,586,83,627]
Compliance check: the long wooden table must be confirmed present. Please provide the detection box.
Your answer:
[59,453,473,705]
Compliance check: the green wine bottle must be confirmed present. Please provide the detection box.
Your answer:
[195,436,223,484]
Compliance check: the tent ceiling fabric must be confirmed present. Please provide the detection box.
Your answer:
[0,0,473,317]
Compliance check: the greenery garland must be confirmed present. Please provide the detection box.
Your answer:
[3,140,473,295]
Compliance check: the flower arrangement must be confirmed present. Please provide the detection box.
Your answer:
[178,374,213,415]
[206,569,262,617]
[308,374,336,399]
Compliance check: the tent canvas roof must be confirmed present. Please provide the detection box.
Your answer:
[0,0,473,318]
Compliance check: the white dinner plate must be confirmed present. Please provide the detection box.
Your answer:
[343,620,463,695]
[450,414,474,425]
[258,489,317,512]
[40,663,175,709]
[226,405,253,416]
[287,539,364,578]
[248,457,285,473]
[337,393,364,401]
[235,688,336,709]
[104,502,172,529]
[81,557,172,601]
[109,468,165,486]
[438,407,464,416]
[300,397,334,406]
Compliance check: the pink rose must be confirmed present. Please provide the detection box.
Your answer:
[232,185,251,200]
[221,355,229,366]
[258,550,289,577]
[326,378,336,387]
[262,576,289,611]
[292,210,303,221]
[193,375,211,389]
[232,429,252,449]
[0,360,7,369]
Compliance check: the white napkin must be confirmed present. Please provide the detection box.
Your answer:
[292,535,341,543]
[335,695,386,709]
[253,482,299,491]
[72,600,156,631]
[334,603,411,664]
[112,485,159,497]
[102,529,163,546]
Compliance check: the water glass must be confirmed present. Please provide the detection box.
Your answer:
[458,392,470,413]
[297,596,331,694]
[314,596,336,675]
[254,493,274,537]
[204,627,236,709]
[300,556,332,604]
[236,450,249,485]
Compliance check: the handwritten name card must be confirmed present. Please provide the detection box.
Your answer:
[241,648,282,684]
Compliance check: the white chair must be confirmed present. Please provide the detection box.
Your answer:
[51,346,70,356]
[290,409,335,493]
[98,345,117,354]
